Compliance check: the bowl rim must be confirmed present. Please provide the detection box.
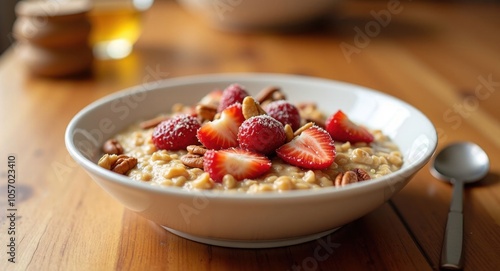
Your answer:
[65,72,438,200]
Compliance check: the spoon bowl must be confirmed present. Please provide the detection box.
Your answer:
[431,142,489,270]
[432,142,489,184]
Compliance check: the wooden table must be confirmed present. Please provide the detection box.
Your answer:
[1,0,499,270]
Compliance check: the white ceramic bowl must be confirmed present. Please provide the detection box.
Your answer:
[65,73,437,248]
[177,0,341,31]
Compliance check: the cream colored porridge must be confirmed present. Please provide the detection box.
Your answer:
[97,86,403,193]
[99,124,402,193]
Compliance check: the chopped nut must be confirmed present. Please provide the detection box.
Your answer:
[192,172,213,189]
[274,176,293,191]
[297,102,326,128]
[164,165,189,179]
[139,115,169,129]
[180,154,204,169]
[353,168,371,181]
[140,172,152,181]
[222,174,237,189]
[102,139,124,155]
[339,142,352,152]
[151,150,172,163]
[296,102,317,111]
[111,155,137,175]
[387,152,403,166]
[319,177,334,187]
[98,154,119,170]
[284,124,294,142]
[171,103,185,113]
[294,122,314,136]
[352,148,373,165]
[334,171,358,187]
[196,104,217,122]
[272,90,286,101]
[304,117,325,129]
[186,145,207,155]
[303,170,316,184]
[173,176,187,187]
[257,184,274,192]
[255,86,283,103]
[242,96,267,119]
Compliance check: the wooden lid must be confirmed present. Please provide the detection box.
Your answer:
[15,0,91,18]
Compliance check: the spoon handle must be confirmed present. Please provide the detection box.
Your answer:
[440,181,464,270]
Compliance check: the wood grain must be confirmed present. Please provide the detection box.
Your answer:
[1,0,499,270]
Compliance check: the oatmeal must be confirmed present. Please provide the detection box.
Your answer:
[98,84,403,193]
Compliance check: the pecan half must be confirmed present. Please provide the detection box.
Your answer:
[196,104,217,122]
[255,86,283,103]
[353,168,371,181]
[139,115,169,129]
[99,154,137,175]
[111,155,137,175]
[334,171,358,187]
[242,96,267,119]
[186,145,207,155]
[102,139,124,155]
[181,154,204,169]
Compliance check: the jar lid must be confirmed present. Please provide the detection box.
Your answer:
[15,0,91,18]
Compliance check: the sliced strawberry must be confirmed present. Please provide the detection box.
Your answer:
[238,115,286,155]
[217,84,249,112]
[197,103,245,150]
[152,114,201,150]
[276,125,335,170]
[203,148,272,182]
[325,110,374,143]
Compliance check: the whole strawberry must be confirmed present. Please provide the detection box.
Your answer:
[265,100,301,131]
[238,115,286,155]
[152,114,201,150]
[217,84,249,112]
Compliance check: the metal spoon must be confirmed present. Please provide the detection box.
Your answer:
[430,142,489,270]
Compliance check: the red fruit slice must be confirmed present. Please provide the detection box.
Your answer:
[238,115,286,155]
[152,114,201,150]
[265,100,301,131]
[325,110,374,143]
[217,84,249,112]
[276,125,335,170]
[197,103,245,150]
[203,148,272,182]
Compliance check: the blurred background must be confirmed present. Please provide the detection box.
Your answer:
[2,0,499,56]
[0,1,16,54]
[1,0,500,78]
